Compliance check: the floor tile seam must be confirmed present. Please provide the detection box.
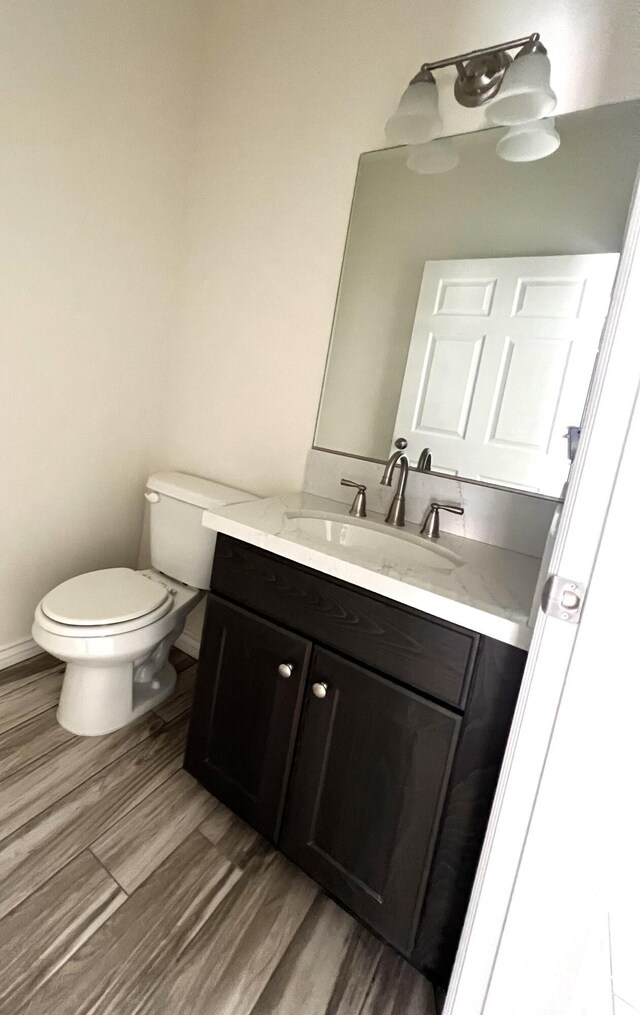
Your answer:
[87,845,132,898]
[0,722,186,859]
[0,665,64,697]
[0,676,65,708]
[164,841,251,970]
[61,835,247,1015]
[81,760,188,856]
[0,697,64,739]
[87,791,219,897]
[0,846,123,937]
[0,714,73,788]
[0,720,169,845]
[156,703,192,723]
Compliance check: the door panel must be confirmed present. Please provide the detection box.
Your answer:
[281,648,460,953]
[393,254,619,494]
[184,595,311,840]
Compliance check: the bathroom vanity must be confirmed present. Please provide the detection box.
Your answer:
[184,100,640,987]
[184,496,533,985]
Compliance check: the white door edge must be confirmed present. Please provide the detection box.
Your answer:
[444,161,640,1015]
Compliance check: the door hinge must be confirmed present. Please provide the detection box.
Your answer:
[541,574,585,624]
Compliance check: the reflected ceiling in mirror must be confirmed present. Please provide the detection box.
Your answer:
[314,101,640,498]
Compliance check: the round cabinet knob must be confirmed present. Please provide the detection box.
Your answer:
[278,662,293,679]
[312,681,328,699]
[394,437,408,449]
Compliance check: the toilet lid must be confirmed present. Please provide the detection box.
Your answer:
[41,568,170,626]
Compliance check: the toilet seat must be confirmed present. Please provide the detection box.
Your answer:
[42,568,169,626]
[34,596,175,639]
[34,568,198,640]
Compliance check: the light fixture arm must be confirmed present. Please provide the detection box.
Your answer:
[418,33,541,74]
[405,32,549,110]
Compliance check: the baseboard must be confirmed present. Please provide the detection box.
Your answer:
[0,636,42,671]
[175,631,201,661]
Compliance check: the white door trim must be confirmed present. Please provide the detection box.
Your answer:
[445,162,640,1014]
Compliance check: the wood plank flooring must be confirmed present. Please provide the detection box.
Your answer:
[0,650,436,1015]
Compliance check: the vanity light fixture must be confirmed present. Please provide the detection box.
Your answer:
[384,67,443,146]
[406,137,460,174]
[386,33,555,140]
[485,39,557,125]
[496,117,561,162]
[386,33,558,171]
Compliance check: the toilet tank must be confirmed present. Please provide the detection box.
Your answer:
[145,472,255,589]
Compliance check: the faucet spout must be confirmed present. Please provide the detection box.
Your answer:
[380,451,409,526]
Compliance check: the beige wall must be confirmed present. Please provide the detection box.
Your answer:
[163,0,640,499]
[316,104,640,459]
[0,0,208,651]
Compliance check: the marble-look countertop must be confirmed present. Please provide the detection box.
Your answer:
[203,493,543,650]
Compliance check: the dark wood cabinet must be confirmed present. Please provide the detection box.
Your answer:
[185,535,527,987]
[184,595,311,840]
[280,648,460,953]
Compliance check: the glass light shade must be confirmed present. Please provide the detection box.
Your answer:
[406,138,460,174]
[385,81,443,145]
[496,118,561,162]
[485,52,557,125]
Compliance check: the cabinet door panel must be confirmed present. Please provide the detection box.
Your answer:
[281,649,460,953]
[184,595,311,840]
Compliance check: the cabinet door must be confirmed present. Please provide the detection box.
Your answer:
[184,595,311,841]
[281,649,460,954]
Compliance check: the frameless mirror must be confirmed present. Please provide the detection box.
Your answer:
[314,101,640,497]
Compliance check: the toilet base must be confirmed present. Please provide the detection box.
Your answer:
[57,660,177,737]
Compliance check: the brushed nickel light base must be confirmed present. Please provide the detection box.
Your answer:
[454,51,513,107]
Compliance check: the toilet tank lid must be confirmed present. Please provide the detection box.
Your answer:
[146,472,256,511]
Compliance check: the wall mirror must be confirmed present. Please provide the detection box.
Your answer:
[314,100,640,497]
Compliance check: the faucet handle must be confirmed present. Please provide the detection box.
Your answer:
[341,478,367,518]
[420,502,464,539]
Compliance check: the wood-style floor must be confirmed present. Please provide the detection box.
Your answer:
[0,649,436,1015]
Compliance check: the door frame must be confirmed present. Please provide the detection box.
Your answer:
[445,164,640,1014]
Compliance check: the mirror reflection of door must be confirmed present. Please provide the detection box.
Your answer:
[392,254,619,493]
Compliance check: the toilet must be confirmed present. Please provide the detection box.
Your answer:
[32,472,254,736]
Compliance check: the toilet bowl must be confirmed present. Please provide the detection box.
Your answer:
[32,568,200,736]
[31,473,255,736]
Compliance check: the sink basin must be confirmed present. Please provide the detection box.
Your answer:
[282,511,461,572]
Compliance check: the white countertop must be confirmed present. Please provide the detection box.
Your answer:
[203,493,542,650]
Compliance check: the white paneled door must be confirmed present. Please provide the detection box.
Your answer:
[393,254,619,494]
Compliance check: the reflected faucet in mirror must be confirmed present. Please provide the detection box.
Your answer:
[380,451,409,527]
[417,447,432,472]
[396,436,431,472]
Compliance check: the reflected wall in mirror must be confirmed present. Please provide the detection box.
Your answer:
[315,101,640,497]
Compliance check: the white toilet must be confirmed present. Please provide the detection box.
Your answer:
[32,472,254,737]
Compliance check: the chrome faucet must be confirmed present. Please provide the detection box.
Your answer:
[380,451,409,527]
[340,478,367,518]
[420,502,464,539]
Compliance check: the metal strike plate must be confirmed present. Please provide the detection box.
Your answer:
[564,426,582,462]
[541,574,585,624]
